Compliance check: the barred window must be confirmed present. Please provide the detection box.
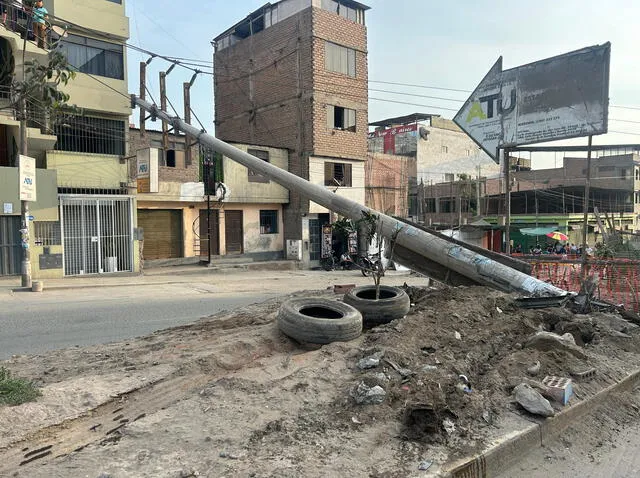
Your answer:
[260,210,278,234]
[324,162,352,187]
[34,221,61,246]
[54,116,126,156]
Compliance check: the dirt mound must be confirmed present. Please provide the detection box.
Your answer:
[3,285,640,477]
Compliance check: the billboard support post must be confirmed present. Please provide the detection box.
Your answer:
[581,135,594,278]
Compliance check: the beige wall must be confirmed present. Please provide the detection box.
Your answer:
[239,204,285,254]
[46,151,128,188]
[0,167,59,221]
[225,144,290,204]
[49,0,129,39]
[308,156,365,214]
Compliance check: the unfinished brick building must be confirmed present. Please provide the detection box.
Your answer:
[213,0,369,266]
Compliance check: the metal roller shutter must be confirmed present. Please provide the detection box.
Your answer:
[138,209,183,260]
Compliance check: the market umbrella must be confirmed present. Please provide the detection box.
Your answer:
[546,231,569,241]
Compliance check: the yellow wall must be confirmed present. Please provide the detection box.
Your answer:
[47,151,128,188]
[63,73,130,116]
[50,0,129,39]
[31,245,64,280]
[224,144,290,204]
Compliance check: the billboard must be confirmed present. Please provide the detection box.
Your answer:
[368,123,418,155]
[454,43,611,162]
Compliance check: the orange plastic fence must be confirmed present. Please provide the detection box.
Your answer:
[526,258,640,312]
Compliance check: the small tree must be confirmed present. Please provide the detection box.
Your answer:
[359,211,404,299]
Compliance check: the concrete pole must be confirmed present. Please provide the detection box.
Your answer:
[19,98,31,289]
[131,96,566,298]
[139,62,146,138]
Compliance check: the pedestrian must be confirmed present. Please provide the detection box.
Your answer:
[32,0,47,49]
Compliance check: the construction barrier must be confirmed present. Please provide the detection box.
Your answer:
[523,257,640,312]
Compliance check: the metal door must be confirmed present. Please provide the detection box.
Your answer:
[224,210,243,254]
[198,209,220,259]
[309,219,321,261]
[0,216,21,275]
[60,196,134,276]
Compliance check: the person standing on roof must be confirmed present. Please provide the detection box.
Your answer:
[32,0,47,49]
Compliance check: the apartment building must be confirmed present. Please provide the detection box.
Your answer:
[0,0,134,278]
[367,113,499,221]
[213,0,369,266]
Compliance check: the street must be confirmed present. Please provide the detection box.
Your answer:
[0,268,429,360]
[0,282,276,360]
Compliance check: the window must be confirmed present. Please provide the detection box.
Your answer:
[260,210,278,234]
[54,115,125,156]
[444,173,455,182]
[326,105,356,131]
[441,145,449,154]
[636,168,639,180]
[247,149,270,183]
[34,222,61,246]
[324,162,352,187]
[321,0,365,23]
[106,0,122,3]
[325,41,356,77]
[59,34,124,80]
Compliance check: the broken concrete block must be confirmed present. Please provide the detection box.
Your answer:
[542,376,573,405]
[352,382,386,405]
[514,383,555,417]
[525,331,587,359]
[357,352,384,369]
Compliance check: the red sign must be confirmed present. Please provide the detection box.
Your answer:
[368,124,418,154]
[367,123,418,139]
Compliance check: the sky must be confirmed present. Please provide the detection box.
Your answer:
[126,0,640,169]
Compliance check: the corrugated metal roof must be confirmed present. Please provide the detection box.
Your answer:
[369,113,440,128]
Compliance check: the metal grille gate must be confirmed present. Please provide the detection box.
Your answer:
[60,196,134,276]
[0,216,21,276]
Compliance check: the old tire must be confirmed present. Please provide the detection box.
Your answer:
[277,298,363,344]
[343,285,410,326]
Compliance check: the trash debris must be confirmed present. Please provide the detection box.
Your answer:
[496,306,503,314]
[418,460,433,471]
[351,416,362,424]
[357,352,384,370]
[442,418,456,435]
[513,383,555,417]
[384,358,415,378]
[542,376,573,405]
[561,333,576,345]
[422,365,438,372]
[454,331,462,340]
[457,374,472,392]
[352,382,386,405]
[526,361,541,376]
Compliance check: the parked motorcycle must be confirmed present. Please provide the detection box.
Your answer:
[320,251,355,271]
[357,253,384,277]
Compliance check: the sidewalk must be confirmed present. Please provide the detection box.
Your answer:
[0,259,416,293]
[0,259,301,292]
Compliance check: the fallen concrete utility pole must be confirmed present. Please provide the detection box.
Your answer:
[131,95,566,298]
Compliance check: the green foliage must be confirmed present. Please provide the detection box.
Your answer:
[0,367,42,406]
[332,217,357,238]
[12,50,76,112]
[594,242,615,259]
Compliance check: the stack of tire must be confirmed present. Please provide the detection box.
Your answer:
[277,286,410,345]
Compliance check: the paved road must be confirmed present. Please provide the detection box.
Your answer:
[0,269,429,360]
[0,282,275,359]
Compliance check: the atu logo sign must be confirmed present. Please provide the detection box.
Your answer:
[454,43,610,162]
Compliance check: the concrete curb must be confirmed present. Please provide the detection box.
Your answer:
[443,368,640,477]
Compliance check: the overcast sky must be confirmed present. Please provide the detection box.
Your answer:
[126,0,640,168]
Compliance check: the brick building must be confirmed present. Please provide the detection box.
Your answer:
[213,0,369,266]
